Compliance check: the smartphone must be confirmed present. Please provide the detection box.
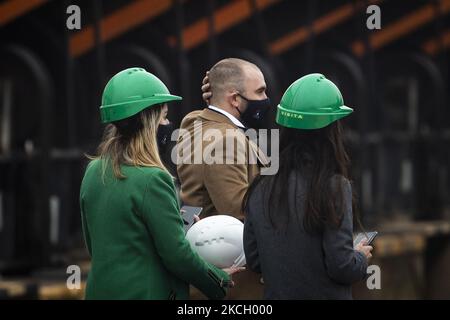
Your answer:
[181,206,203,232]
[353,231,378,247]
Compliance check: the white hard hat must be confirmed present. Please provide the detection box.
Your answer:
[186,215,246,268]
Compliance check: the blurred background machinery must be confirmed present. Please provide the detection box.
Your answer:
[0,0,449,299]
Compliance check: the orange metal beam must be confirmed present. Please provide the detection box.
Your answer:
[0,0,48,27]
[70,0,279,57]
[423,29,450,55]
[173,0,280,51]
[269,0,382,55]
[352,0,450,57]
[70,0,172,58]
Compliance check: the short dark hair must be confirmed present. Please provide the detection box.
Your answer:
[208,58,256,104]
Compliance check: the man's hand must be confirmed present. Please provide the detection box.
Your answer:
[201,71,212,105]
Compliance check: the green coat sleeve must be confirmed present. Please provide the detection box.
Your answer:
[141,169,230,299]
[80,160,96,257]
[80,198,92,257]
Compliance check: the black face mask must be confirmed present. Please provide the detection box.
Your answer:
[236,94,271,130]
[157,122,174,153]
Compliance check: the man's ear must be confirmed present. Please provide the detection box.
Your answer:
[227,92,239,108]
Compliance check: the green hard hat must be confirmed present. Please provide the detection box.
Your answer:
[100,67,182,123]
[276,73,353,129]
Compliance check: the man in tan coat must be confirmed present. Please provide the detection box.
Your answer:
[177,58,269,220]
[176,58,270,299]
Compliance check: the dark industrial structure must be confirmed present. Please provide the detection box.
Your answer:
[0,0,449,299]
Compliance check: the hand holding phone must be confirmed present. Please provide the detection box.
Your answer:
[181,206,203,232]
[353,231,378,247]
[354,231,377,260]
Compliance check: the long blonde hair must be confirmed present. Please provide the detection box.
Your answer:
[89,105,169,179]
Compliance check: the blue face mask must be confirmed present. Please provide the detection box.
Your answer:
[236,94,271,129]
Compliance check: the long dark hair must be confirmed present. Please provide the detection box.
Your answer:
[244,121,361,233]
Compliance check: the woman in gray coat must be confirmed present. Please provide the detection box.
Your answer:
[243,74,373,300]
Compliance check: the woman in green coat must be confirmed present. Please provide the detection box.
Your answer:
[80,68,239,300]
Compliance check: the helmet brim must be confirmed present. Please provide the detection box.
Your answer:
[100,94,182,123]
[276,104,353,129]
